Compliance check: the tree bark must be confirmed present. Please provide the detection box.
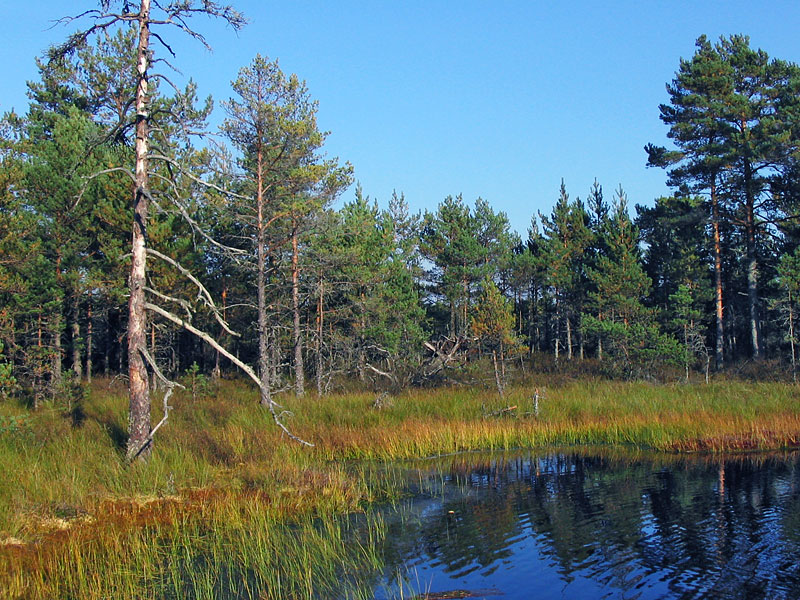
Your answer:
[788,289,796,383]
[492,349,504,398]
[710,178,725,369]
[316,278,324,396]
[86,296,93,384]
[553,294,560,362]
[126,0,152,462]
[71,292,82,381]
[744,169,761,359]
[565,312,572,360]
[256,144,271,407]
[291,218,305,397]
[52,310,62,389]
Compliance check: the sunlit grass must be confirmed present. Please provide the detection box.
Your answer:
[1,376,799,598]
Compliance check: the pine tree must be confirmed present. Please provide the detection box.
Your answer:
[539,181,591,361]
[221,54,351,400]
[50,1,247,460]
[636,195,713,333]
[582,187,681,377]
[648,34,800,362]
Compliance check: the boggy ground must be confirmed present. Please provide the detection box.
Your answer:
[1,376,799,598]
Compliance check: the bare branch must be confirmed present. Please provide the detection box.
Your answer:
[365,363,397,383]
[149,152,248,200]
[150,30,176,57]
[145,302,313,446]
[146,248,240,337]
[129,345,185,461]
[144,285,193,319]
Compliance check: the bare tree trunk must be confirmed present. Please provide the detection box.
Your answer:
[104,307,113,377]
[52,310,62,390]
[553,295,560,363]
[500,341,506,382]
[212,286,227,381]
[710,178,725,369]
[462,278,468,338]
[35,311,43,410]
[269,324,280,388]
[86,296,93,384]
[566,313,572,361]
[126,0,152,461]
[71,292,82,381]
[256,144,271,407]
[492,349,504,398]
[149,321,158,391]
[291,219,305,397]
[684,323,690,382]
[527,284,536,356]
[789,289,797,384]
[743,158,761,359]
[316,279,324,396]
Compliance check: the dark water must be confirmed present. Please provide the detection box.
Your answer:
[370,451,800,600]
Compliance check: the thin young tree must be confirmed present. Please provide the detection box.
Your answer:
[221,54,351,401]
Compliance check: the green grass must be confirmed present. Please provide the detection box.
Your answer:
[1,376,799,598]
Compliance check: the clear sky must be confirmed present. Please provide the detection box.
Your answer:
[3,1,800,237]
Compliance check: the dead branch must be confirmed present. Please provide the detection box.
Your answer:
[365,362,397,383]
[371,392,393,410]
[145,302,313,447]
[146,248,239,337]
[422,336,464,376]
[483,405,517,418]
[129,345,185,460]
[144,285,193,319]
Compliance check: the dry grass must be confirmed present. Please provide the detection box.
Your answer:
[1,376,798,598]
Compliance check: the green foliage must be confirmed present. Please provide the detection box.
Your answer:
[185,362,212,401]
[637,195,713,320]
[310,188,427,383]
[420,195,515,339]
[471,278,516,350]
[582,188,683,378]
[0,342,16,400]
[669,283,710,379]
[581,316,684,379]
[647,34,800,360]
[0,413,31,436]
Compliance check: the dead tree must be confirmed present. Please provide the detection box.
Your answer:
[52,2,311,458]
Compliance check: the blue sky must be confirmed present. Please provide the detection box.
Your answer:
[3,1,800,237]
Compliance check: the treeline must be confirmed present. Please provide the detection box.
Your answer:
[1,29,799,409]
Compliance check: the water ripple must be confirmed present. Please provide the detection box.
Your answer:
[374,451,800,600]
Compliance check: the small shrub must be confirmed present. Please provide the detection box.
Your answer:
[0,413,31,436]
[185,362,213,401]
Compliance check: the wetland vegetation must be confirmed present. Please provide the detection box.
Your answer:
[2,377,799,598]
[2,2,800,598]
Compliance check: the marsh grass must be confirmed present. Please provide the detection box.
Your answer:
[1,377,799,598]
[2,489,386,599]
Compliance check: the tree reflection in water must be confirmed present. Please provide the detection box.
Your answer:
[373,451,800,600]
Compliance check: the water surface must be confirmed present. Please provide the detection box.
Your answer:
[371,451,800,599]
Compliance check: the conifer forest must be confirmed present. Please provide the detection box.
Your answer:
[6,4,800,600]
[0,3,799,459]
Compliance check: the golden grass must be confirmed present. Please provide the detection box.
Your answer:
[1,377,799,598]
